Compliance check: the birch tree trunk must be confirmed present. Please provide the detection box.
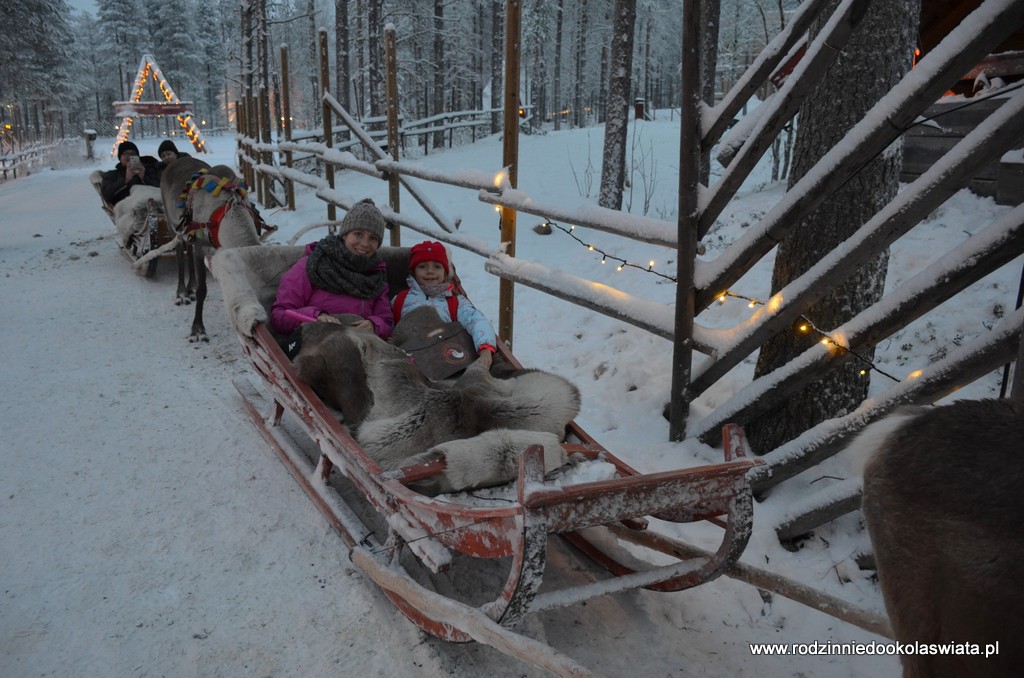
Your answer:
[355,0,366,116]
[306,0,320,127]
[490,0,504,133]
[335,0,350,111]
[368,0,384,117]
[572,0,589,128]
[433,0,446,148]
[699,0,720,183]
[746,0,921,455]
[553,0,565,131]
[598,0,636,210]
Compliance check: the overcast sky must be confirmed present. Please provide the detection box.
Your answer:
[67,0,97,16]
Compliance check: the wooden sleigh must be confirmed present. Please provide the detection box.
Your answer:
[89,170,176,277]
[214,244,761,674]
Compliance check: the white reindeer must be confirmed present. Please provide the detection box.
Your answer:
[160,158,261,342]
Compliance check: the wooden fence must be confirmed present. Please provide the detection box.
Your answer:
[0,140,77,182]
[237,0,1024,553]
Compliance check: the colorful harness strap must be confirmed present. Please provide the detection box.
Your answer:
[175,169,253,248]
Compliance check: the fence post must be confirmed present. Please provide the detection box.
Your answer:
[256,84,266,206]
[247,91,258,194]
[280,45,295,211]
[235,99,248,187]
[259,82,274,206]
[319,28,336,226]
[499,0,522,349]
[385,26,402,247]
[668,0,702,441]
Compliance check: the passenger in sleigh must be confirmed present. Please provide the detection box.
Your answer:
[391,240,498,377]
[100,141,161,206]
[270,198,394,357]
[99,141,164,257]
[156,139,190,169]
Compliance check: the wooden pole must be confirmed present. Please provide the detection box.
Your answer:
[256,85,266,206]
[260,83,274,206]
[246,91,257,189]
[235,99,245,179]
[668,0,702,441]
[319,28,336,224]
[349,548,601,677]
[280,45,295,211]
[499,0,522,349]
[384,26,402,247]
[606,525,894,639]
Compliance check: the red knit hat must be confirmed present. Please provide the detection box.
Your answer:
[409,241,450,276]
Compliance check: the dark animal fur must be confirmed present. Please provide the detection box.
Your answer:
[856,398,1024,678]
[293,323,578,493]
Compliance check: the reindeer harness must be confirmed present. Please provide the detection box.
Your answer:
[175,170,260,248]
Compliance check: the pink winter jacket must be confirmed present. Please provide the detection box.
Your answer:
[270,243,394,339]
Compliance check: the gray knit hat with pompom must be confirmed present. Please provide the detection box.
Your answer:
[339,198,386,242]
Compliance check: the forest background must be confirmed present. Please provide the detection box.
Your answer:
[1,0,795,145]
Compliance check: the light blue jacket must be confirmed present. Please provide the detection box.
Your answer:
[398,277,496,350]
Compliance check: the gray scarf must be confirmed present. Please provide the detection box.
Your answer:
[306,235,386,300]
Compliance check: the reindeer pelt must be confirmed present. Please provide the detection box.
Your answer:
[856,399,1024,678]
[212,245,307,337]
[112,185,162,246]
[406,430,568,496]
[292,324,580,493]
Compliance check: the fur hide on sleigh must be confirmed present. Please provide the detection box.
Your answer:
[112,185,163,253]
[294,321,577,494]
[213,245,579,495]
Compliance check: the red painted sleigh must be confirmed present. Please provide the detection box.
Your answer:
[215,244,760,673]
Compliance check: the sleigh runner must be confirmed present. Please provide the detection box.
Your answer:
[214,244,760,670]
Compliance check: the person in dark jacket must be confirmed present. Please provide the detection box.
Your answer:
[100,141,161,206]
[157,139,183,164]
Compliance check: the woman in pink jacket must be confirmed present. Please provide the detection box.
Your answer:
[271,199,393,353]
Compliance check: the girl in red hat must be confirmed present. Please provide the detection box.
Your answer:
[393,240,497,367]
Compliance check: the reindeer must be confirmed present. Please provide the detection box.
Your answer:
[854,398,1024,678]
[161,157,262,342]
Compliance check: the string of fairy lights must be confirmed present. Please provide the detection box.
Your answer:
[540,217,902,383]
[541,218,677,282]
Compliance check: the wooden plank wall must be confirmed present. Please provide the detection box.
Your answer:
[902,94,1024,203]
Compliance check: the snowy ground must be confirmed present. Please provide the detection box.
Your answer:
[1,118,1017,676]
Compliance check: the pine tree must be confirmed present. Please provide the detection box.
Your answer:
[746,0,921,454]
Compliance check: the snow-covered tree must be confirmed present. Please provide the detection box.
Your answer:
[747,0,921,453]
[598,0,636,210]
[0,0,75,103]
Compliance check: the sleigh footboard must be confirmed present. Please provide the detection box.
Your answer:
[513,444,758,599]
